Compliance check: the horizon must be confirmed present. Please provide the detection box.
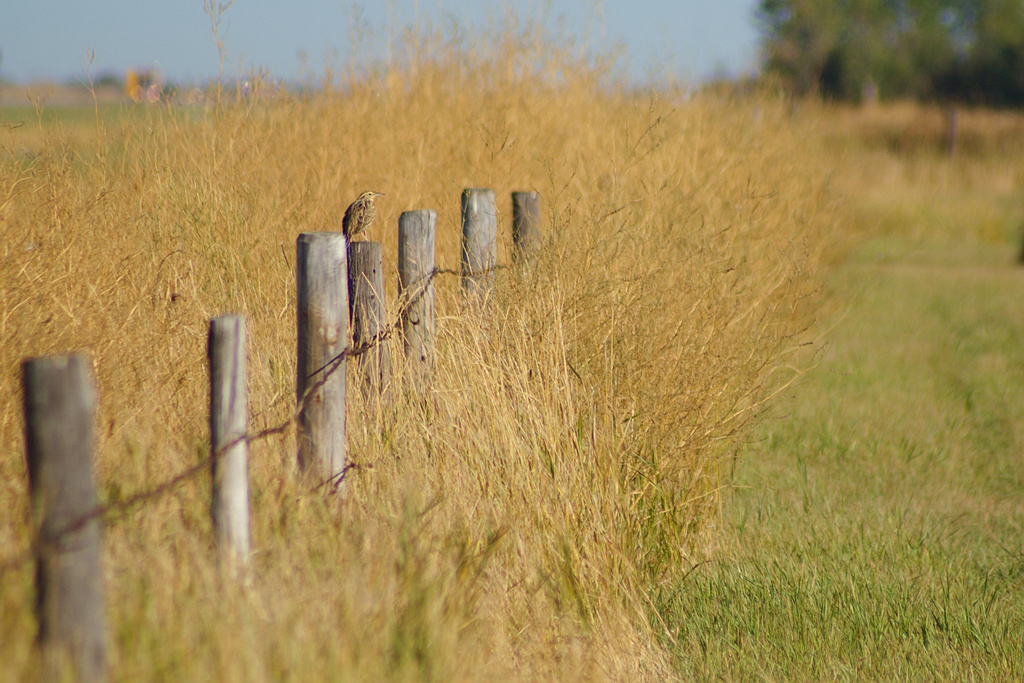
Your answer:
[0,2,762,88]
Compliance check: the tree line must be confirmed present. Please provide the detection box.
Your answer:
[758,0,1024,106]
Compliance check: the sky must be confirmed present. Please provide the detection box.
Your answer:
[0,1,763,86]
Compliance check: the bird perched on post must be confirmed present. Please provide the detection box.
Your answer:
[342,191,385,240]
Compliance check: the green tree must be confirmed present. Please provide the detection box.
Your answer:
[964,0,1024,104]
[758,0,1024,105]
[759,0,847,96]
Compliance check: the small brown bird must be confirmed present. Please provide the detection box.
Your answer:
[342,191,385,240]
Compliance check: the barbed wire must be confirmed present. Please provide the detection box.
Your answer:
[0,264,493,576]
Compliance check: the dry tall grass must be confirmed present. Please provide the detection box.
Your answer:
[0,28,831,681]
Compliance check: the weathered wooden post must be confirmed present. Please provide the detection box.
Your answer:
[347,240,392,402]
[398,210,436,386]
[208,314,251,567]
[23,354,107,683]
[461,188,497,302]
[511,191,541,258]
[946,106,958,157]
[296,233,348,487]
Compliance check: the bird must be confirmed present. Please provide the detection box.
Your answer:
[342,191,385,240]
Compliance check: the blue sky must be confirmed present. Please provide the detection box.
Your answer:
[0,1,762,85]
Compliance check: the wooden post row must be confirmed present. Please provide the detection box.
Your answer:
[461,188,497,301]
[348,241,392,402]
[398,210,436,387]
[296,233,348,488]
[208,314,251,567]
[23,354,107,683]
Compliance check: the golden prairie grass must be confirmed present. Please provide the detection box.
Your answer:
[0,27,831,680]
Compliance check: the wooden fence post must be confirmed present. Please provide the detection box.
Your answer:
[22,354,107,683]
[347,240,392,402]
[296,233,348,487]
[461,188,497,302]
[946,106,958,157]
[511,191,541,258]
[398,210,436,386]
[208,314,251,567]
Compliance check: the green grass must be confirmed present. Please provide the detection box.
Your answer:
[659,225,1024,679]
[0,103,128,129]
[0,102,162,157]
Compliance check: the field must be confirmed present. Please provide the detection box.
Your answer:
[2,29,1023,681]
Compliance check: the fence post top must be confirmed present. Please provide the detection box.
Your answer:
[211,312,246,322]
[22,352,92,370]
[22,354,97,406]
[461,188,495,197]
[297,232,349,242]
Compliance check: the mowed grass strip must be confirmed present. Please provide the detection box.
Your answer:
[660,113,1024,679]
